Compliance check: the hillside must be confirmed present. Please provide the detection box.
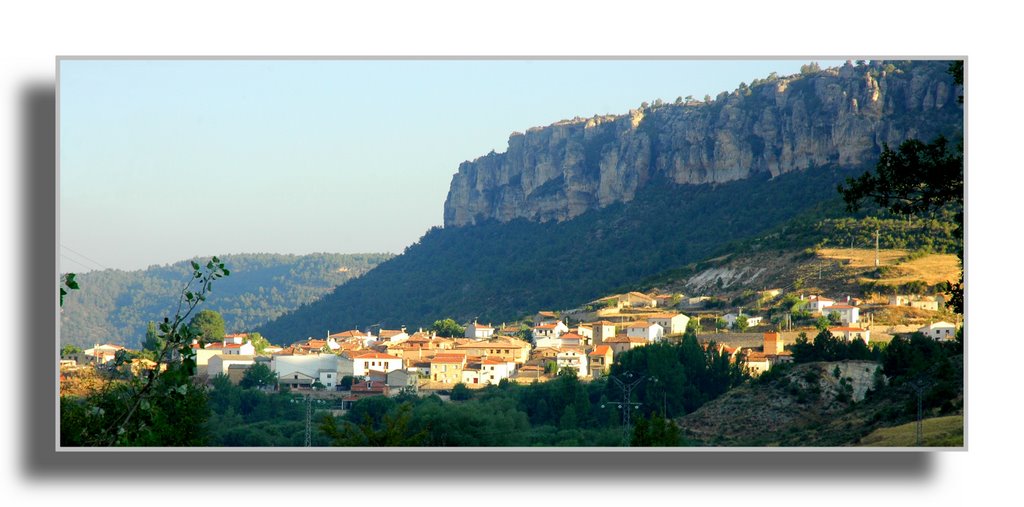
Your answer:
[679,354,964,447]
[60,252,392,349]
[643,245,961,304]
[260,165,875,342]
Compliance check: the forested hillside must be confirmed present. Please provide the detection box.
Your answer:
[60,253,392,348]
[260,163,961,342]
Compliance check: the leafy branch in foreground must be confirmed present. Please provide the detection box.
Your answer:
[60,273,79,307]
[61,257,230,446]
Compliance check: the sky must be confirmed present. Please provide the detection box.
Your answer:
[59,58,846,272]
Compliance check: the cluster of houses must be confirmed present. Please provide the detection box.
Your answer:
[60,289,962,402]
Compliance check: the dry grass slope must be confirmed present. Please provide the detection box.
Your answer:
[857,415,964,447]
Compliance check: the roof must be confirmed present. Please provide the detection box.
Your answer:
[431,354,467,364]
[353,352,400,360]
[589,345,612,356]
[920,321,957,330]
[533,322,563,330]
[560,332,584,340]
[378,329,407,338]
[605,335,647,344]
[591,321,616,326]
[624,321,657,328]
[649,313,684,319]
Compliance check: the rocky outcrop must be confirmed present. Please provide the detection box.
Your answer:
[444,61,963,227]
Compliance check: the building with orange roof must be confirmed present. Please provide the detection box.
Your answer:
[349,351,403,377]
[429,353,467,385]
[588,345,614,378]
[604,335,648,356]
[741,350,771,376]
[532,321,569,343]
[590,321,618,345]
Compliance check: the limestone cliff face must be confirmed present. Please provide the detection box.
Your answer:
[443,60,963,227]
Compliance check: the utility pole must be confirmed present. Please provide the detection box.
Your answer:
[875,228,880,268]
[605,372,651,446]
[304,393,312,447]
[910,379,930,446]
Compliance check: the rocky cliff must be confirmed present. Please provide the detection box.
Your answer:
[444,60,963,227]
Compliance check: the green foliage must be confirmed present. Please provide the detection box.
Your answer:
[632,413,683,446]
[60,257,230,446]
[431,318,466,338]
[189,310,226,343]
[59,253,391,349]
[450,383,473,401]
[239,363,276,390]
[789,330,880,363]
[322,403,427,446]
[246,332,270,354]
[142,321,163,353]
[60,344,82,357]
[60,273,79,307]
[734,315,749,332]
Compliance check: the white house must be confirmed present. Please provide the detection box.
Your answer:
[625,321,664,342]
[723,313,762,329]
[807,295,836,313]
[555,348,588,377]
[349,351,403,377]
[220,340,255,356]
[648,313,690,335]
[824,304,859,325]
[532,321,569,342]
[378,329,409,343]
[830,326,871,344]
[478,358,515,384]
[465,322,495,339]
[918,321,957,341]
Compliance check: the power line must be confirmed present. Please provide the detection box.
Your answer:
[60,254,95,273]
[60,244,109,271]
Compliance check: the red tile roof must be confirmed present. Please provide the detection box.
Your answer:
[589,345,612,356]
[354,352,400,360]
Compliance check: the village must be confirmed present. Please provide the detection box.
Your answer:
[60,286,962,412]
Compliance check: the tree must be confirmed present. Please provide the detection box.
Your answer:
[734,315,749,332]
[838,61,964,314]
[60,257,230,446]
[239,362,276,390]
[190,309,226,343]
[632,413,682,446]
[321,402,427,446]
[142,321,163,354]
[60,344,82,357]
[450,383,473,401]
[60,273,79,307]
[431,318,465,338]
[246,332,270,354]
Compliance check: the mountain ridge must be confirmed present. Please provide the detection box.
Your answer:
[444,60,962,227]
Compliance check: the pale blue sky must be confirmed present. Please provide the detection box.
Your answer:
[59,58,845,272]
